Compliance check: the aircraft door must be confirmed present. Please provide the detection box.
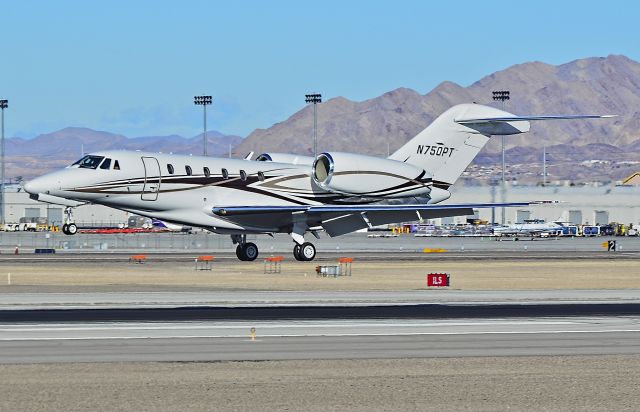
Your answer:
[141,157,161,201]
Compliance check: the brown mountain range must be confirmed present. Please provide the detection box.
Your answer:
[5,55,640,183]
[234,54,640,184]
[5,129,242,181]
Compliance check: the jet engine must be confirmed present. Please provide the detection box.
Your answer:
[312,152,431,198]
[255,153,314,166]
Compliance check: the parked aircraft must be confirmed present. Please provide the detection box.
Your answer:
[493,219,567,238]
[23,103,612,261]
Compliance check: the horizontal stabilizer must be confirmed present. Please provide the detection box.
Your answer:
[455,114,616,124]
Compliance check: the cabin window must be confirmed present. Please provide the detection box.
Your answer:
[240,170,247,181]
[221,168,229,179]
[114,160,120,170]
[185,165,192,176]
[203,167,210,177]
[99,158,112,170]
[75,155,105,169]
[167,164,174,174]
[258,171,265,181]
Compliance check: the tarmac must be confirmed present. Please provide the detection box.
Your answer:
[1,234,639,409]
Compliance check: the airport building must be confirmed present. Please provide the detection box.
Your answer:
[3,186,128,227]
[2,183,640,228]
[449,183,640,226]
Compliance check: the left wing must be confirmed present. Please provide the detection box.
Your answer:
[212,202,550,237]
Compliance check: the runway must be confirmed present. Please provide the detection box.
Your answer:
[1,317,639,363]
[1,240,639,364]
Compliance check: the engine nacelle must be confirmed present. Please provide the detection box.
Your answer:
[427,187,451,203]
[255,153,314,166]
[312,152,431,198]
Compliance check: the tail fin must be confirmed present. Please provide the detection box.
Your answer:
[388,104,528,187]
[389,103,614,187]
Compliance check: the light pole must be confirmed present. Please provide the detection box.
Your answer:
[194,95,212,156]
[492,90,510,225]
[305,93,322,157]
[492,91,510,181]
[542,143,547,186]
[0,99,7,225]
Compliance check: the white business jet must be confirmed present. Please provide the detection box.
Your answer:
[23,103,612,261]
[493,219,567,238]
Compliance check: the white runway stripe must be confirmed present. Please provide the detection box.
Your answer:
[1,329,640,341]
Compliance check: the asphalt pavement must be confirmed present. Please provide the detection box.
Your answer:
[1,316,639,363]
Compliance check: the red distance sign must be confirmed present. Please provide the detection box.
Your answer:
[427,273,450,287]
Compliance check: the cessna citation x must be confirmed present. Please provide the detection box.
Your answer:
[23,103,612,261]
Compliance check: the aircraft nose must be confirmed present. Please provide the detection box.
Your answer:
[23,177,46,195]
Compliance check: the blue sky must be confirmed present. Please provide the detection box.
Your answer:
[1,0,638,139]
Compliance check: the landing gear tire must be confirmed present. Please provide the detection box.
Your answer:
[66,223,77,235]
[62,224,69,235]
[300,242,316,261]
[236,243,259,261]
[242,242,259,261]
[294,242,316,261]
[236,245,246,261]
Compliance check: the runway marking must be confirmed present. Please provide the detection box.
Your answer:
[1,329,640,341]
[0,320,582,332]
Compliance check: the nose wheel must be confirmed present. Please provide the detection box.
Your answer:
[61,207,78,235]
[293,242,316,261]
[62,223,78,235]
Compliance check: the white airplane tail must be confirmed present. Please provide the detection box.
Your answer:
[388,103,613,187]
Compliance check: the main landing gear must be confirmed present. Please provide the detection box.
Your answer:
[230,235,318,262]
[293,242,316,261]
[61,207,78,235]
[236,242,259,261]
[231,235,259,261]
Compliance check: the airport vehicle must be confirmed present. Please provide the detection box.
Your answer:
[2,221,39,232]
[23,103,612,261]
[583,225,601,236]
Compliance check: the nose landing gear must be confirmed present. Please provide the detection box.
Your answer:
[61,207,77,235]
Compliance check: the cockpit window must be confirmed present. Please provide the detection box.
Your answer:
[74,155,105,169]
[100,158,112,170]
[114,160,120,170]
